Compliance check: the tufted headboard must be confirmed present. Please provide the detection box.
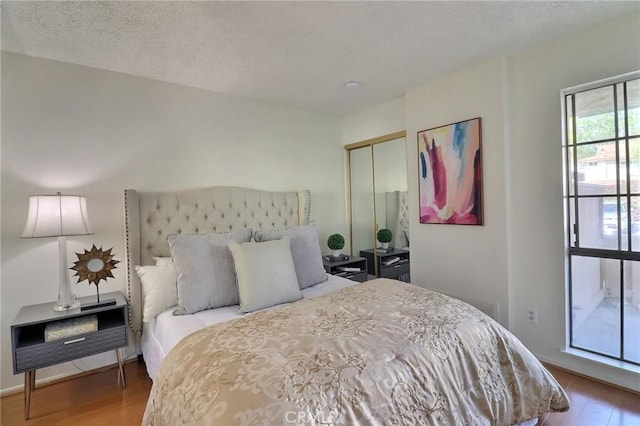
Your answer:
[124,186,311,333]
[385,190,409,249]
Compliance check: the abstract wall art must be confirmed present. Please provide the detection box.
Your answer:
[417,117,483,225]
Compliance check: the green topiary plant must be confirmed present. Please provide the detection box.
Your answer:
[377,228,393,244]
[327,233,345,251]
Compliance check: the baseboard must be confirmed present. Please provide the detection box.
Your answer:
[0,358,139,398]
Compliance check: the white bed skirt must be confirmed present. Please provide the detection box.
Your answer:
[141,274,357,380]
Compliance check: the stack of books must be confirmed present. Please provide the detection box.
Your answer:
[324,255,349,262]
[382,257,401,266]
[45,314,98,342]
[337,266,361,272]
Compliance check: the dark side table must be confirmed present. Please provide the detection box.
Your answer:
[323,255,368,282]
[10,291,128,420]
[360,247,410,281]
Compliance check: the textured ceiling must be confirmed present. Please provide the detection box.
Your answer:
[2,1,639,116]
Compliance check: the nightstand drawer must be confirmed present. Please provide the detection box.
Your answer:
[15,326,126,372]
[346,271,368,282]
[323,256,368,283]
[380,262,410,278]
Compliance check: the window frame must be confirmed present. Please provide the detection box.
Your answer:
[561,70,640,366]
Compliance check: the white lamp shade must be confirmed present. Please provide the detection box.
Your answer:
[22,194,93,238]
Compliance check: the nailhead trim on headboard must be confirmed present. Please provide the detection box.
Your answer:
[123,189,138,333]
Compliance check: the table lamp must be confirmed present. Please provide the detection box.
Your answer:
[22,193,93,311]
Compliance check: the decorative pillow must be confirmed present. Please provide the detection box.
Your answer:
[135,264,178,322]
[253,224,327,289]
[229,238,302,314]
[152,256,173,266]
[168,228,252,315]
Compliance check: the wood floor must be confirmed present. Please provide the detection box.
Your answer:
[1,361,152,426]
[1,362,638,425]
[540,365,640,426]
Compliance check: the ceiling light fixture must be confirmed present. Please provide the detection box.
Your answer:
[344,81,360,89]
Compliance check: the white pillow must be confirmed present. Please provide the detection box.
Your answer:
[253,224,327,289]
[152,256,173,266]
[229,238,302,314]
[135,264,178,322]
[168,228,253,315]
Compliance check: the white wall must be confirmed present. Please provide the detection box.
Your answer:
[506,13,640,390]
[0,52,344,392]
[342,97,405,145]
[344,59,510,321]
[343,13,640,391]
[406,59,510,325]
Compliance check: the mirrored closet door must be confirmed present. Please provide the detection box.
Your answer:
[346,131,409,280]
[349,145,375,261]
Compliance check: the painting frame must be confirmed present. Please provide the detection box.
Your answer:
[417,117,483,225]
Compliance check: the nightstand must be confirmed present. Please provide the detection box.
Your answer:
[360,248,410,281]
[10,291,128,420]
[323,255,368,282]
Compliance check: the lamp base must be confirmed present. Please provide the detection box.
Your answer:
[81,299,116,311]
[54,236,82,312]
[53,299,81,311]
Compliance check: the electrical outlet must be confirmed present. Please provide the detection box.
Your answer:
[527,308,538,324]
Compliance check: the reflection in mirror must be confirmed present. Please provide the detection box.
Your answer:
[87,258,105,273]
[346,132,409,282]
[374,137,408,250]
[349,146,375,258]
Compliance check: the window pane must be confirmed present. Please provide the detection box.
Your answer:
[623,260,640,363]
[602,197,629,250]
[619,141,628,194]
[567,146,575,196]
[571,256,620,358]
[566,95,575,145]
[631,196,640,252]
[627,79,640,137]
[568,197,576,247]
[617,83,626,138]
[578,197,618,249]
[630,137,640,194]
[575,86,616,143]
[576,140,618,195]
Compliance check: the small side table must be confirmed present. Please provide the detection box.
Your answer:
[360,248,410,281]
[323,255,368,282]
[10,291,129,420]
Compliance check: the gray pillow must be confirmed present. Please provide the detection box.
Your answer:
[168,228,252,315]
[229,238,302,314]
[253,224,327,289]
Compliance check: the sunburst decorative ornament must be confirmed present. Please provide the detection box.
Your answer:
[71,245,119,310]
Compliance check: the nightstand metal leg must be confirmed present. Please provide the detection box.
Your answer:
[116,348,126,389]
[24,370,33,420]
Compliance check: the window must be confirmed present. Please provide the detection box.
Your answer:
[562,72,639,366]
[602,198,628,237]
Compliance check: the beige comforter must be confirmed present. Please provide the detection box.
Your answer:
[143,279,569,425]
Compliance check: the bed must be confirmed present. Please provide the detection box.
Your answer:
[124,186,569,425]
